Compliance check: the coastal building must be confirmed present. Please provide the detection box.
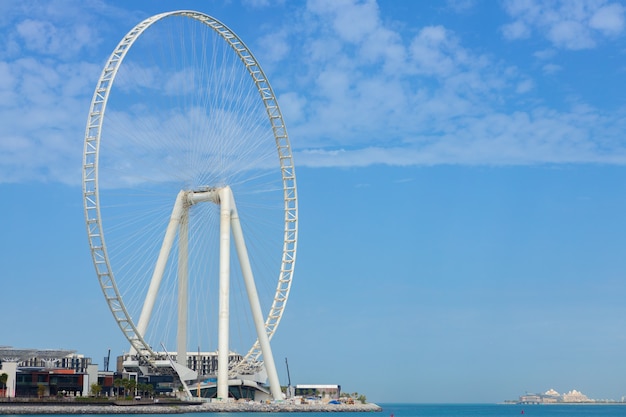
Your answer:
[117,351,244,378]
[1,347,348,404]
[562,389,590,402]
[517,388,592,404]
[294,384,341,400]
[117,351,271,400]
[0,347,98,398]
[0,348,187,399]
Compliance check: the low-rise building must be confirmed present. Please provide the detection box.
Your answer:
[294,384,341,400]
[0,347,97,398]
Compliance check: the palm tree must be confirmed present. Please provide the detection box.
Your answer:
[145,383,154,398]
[113,378,123,398]
[121,378,131,398]
[139,382,154,398]
[127,379,137,398]
[137,382,148,397]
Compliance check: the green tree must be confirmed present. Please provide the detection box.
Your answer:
[127,379,137,397]
[0,373,7,395]
[91,383,102,397]
[145,383,154,398]
[121,378,131,398]
[138,382,154,397]
[113,378,123,398]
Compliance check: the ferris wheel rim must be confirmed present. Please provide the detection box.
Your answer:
[81,10,298,366]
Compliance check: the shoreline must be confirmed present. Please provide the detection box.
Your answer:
[0,401,383,414]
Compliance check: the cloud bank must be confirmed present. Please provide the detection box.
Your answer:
[0,0,625,185]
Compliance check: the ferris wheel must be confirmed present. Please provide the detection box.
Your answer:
[81,11,297,400]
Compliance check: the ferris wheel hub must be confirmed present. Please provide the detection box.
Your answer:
[186,187,221,205]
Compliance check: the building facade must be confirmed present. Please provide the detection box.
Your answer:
[0,348,97,398]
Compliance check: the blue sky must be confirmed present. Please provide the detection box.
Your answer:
[2,0,626,404]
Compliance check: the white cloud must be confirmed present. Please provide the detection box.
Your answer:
[542,63,562,74]
[15,18,97,59]
[0,1,116,184]
[547,20,595,49]
[242,0,286,7]
[501,0,625,50]
[516,79,534,94]
[243,0,272,6]
[0,61,16,93]
[257,29,290,64]
[2,0,626,185]
[360,23,405,72]
[533,49,556,60]
[589,3,625,35]
[409,26,458,77]
[296,106,626,167]
[271,0,626,169]
[16,19,54,52]
[446,0,476,13]
[279,92,307,124]
[501,20,531,40]
[307,0,381,44]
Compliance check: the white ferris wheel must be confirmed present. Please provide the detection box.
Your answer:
[81,11,297,400]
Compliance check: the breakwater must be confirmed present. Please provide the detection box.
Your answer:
[0,401,383,414]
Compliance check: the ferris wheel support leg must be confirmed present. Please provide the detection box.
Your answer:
[134,190,186,352]
[177,207,189,368]
[229,191,283,401]
[217,187,232,401]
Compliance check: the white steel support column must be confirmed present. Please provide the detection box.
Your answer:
[177,206,189,367]
[135,190,187,343]
[217,187,232,400]
[229,192,283,400]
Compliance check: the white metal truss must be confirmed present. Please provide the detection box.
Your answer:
[82,10,298,396]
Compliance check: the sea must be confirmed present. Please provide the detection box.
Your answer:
[4,403,626,417]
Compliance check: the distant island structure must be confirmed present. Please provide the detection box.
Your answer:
[510,388,622,404]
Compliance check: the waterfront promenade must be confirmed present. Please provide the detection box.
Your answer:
[0,401,382,414]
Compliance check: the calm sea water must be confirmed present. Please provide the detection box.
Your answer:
[5,403,626,417]
[383,403,626,416]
